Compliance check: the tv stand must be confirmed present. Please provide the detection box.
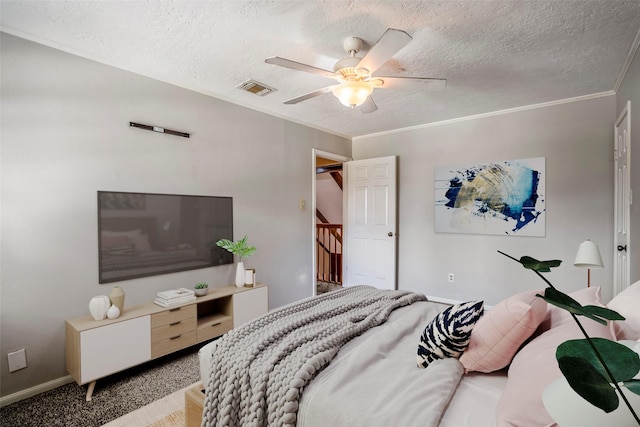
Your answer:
[65,284,268,401]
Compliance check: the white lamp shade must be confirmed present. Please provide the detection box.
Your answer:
[332,81,373,108]
[574,240,603,268]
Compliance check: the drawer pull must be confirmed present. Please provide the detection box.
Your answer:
[211,322,221,327]
[169,308,181,312]
[169,321,181,326]
[170,335,182,340]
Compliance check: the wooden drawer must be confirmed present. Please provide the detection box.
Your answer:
[151,330,196,358]
[196,315,233,343]
[151,317,196,343]
[151,304,196,328]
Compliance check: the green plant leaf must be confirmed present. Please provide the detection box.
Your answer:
[215,236,256,261]
[540,287,581,309]
[558,355,619,413]
[581,305,626,322]
[557,338,640,382]
[539,288,615,325]
[624,379,640,396]
[519,256,562,272]
[538,287,606,322]
[216,239,234,250]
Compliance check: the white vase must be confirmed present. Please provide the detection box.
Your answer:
[89,295,111,321]
[107,304,120,319]
[235,261,245,288]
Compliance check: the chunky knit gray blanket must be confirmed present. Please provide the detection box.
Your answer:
[201,285,427,427]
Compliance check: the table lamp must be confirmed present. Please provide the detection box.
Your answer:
[574,239,603,287]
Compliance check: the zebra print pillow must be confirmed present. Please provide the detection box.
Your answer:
[417,301,484,368]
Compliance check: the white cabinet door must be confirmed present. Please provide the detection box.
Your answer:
[233,287,268,328]
[80,315,151,383]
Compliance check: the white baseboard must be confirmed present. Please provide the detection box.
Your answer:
[0,375,74,408]
[427,295,493,310]
[426,295,464,306]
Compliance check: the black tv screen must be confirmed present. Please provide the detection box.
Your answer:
[98,191,233,283]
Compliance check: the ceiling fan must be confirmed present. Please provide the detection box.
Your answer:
[265,28,446,113]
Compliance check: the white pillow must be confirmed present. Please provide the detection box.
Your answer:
[608,280,640,340]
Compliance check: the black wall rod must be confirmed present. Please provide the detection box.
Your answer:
[129,122,190,138]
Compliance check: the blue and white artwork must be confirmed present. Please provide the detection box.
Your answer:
[435,157,545,236]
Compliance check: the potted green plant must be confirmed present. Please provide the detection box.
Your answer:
[499,251,640,424]
[194,282,209,297]
[216,236,256,287]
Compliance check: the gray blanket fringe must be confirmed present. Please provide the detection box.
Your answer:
[201,285,427,427]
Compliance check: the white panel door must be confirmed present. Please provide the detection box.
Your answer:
[614,101,631,296]
[80,315,151,383]
[345,156,397,289]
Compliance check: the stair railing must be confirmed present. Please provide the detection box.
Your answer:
[316,223,342,284]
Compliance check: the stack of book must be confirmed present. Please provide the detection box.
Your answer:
[154,288,196,308]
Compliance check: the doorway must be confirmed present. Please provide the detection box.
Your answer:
[312,149,350,295]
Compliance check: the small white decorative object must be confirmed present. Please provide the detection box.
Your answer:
[107,304,120,319]
[235,261,245,288]
[245,269,256,286]
[89,295,111,321]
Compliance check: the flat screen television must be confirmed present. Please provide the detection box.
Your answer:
[98,191,233,283]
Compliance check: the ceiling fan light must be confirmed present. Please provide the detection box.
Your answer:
[332,81,373,108]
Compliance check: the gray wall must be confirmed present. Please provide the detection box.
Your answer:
[353,96,617,305]
[616,46,640,285]
[0,34,350,397]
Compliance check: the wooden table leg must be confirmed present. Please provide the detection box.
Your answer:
[86,380,96,402]
[185,382,204,427]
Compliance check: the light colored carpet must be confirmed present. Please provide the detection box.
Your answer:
[101,383,193,427]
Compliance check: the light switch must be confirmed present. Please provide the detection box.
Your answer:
[8,348,27,373]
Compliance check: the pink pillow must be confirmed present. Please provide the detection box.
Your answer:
[460,290,547,373]
[496,288,613,427]
[608,280,640,340]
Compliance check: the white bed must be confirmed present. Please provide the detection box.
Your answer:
[198,296,507,426]
[294,300,507,427]
[197,282,640,427]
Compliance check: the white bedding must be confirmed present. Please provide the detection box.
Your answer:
[198,300,507,426]
[441,370,507,426]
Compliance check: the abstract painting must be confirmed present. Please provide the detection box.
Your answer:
[435,157,545,236]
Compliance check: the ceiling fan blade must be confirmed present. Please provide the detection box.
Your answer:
[283,86,335,104]
[356,28,412,75]
[375,76,447,90]
[265,57,338,80]
[359,96,378,114]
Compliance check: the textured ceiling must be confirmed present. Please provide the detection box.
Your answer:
[2,1,640,138]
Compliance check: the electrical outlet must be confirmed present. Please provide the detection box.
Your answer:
[448,273,454,283]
